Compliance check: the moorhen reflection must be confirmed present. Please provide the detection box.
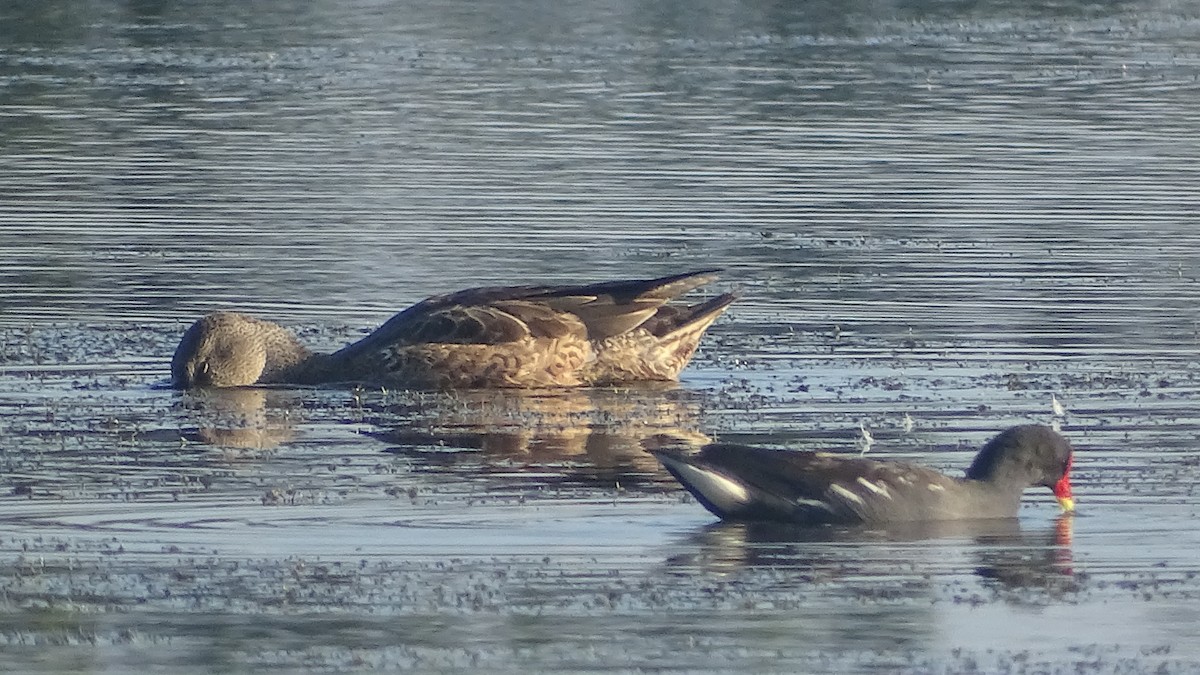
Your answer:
[973,515,1080,598]
[666,515,1078,596]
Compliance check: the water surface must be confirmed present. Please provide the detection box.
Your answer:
[3,0,1200,672]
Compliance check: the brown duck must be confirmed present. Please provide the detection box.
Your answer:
[171,270,736,389]
[653,425,1076,524]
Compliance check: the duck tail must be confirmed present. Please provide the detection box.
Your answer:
[558,268,721,304]
[650,292,738,373]
[632,269,723,302]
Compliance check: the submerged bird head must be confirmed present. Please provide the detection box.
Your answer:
[965,424,1075,512]
[171,312,311,388]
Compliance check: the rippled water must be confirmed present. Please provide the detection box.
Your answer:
[3,0,1200,672]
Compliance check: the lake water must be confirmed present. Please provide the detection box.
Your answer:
[3,0,1200,672]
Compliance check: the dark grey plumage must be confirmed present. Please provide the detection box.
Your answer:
[653,425,1076,525]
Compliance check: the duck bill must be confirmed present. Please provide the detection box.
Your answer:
[1053,474,1075,513]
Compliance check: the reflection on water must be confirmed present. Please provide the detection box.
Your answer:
[668,516,1079,599]
[174,383,710,481]
[178,387,300,449]
[368,386,710,484]
[3,0,1200,352]
[973,516,1079,599]
[4,0,1200,671]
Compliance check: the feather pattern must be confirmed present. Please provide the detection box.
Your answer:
[171,270,736,389]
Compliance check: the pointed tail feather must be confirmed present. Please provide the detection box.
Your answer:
[562,270,731,341]
[647,292,737,374]
[560,269,723,304]
[667,292,738,337]
[632,269,723,302]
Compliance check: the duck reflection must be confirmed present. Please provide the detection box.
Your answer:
[172,382,712,487]
[666,515,1078,597]
[176,387,300,449]
[368,386,711,487]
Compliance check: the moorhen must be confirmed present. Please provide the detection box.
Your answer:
[171,270,736,390]
[653,424,1075,524]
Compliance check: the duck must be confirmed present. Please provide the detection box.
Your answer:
[171,269,737,390]
[652,424,1075,524]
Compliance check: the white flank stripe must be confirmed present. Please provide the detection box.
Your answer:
[856,477,892,499]
[795,498,835,512]
[829,484,865,506]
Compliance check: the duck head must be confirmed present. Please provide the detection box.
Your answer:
[171,312,311,388]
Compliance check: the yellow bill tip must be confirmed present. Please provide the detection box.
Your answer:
[1057,496,1076,513]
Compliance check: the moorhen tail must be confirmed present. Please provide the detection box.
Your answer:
[653,424,1075,524]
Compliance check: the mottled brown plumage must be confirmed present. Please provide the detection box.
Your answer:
[171,270,736,390]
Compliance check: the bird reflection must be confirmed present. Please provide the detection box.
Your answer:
[973,515,1078,597]
[369,386,710,487]
[175,387,299,449]
[665,515,1079,596]
[172,383,712,488]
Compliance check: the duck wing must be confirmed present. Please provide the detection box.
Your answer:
[329,299,588,367]
[331,270,722,360]
[526,269,722,339]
